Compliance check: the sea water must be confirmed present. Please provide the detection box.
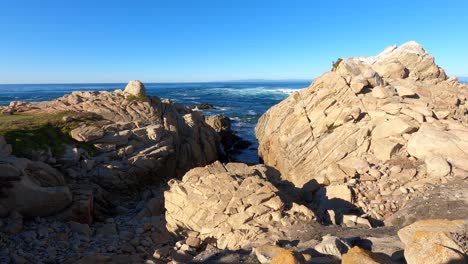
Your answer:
[0,81,311,163]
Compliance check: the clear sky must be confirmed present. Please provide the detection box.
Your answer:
[1,0,467,84]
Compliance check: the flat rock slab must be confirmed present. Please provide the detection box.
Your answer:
[385,180,468,227]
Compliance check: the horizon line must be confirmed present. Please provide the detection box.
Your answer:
[0,78,314,86]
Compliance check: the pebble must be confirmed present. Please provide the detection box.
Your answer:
[368,168,381,178]
[399,187,409,194]
[186,237,202,249]
[390,165,402,173]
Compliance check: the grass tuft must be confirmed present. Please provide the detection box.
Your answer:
[0,111,100,158]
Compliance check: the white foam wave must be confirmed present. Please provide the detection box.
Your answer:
[275,88,302,94]
[209,86,303,96]
[216,107,231,111]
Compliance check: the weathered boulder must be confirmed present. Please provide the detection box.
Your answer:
[205,114,231,133]
[398,219,467,264]
[314,234,351,259]
[315,185,353,213]
[425,155,451,177]
[407,127,468,171]
[70,126,105,142]
[165,161,285,250]
[254,244,285,263]
[124,80,146,97]
[342,246,395,264]
[1,176,72,217]
[0,138,73,217]
[270,249,304,264]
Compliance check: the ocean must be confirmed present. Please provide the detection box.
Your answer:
[0,81,311,163]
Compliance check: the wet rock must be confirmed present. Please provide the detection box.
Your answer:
[189,102,215,110]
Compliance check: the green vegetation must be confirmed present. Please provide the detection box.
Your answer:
[4,124,69,158]
[332,58,343,72]
[0,112,101,158]
[325,123,342,134]
[126,94,147,102]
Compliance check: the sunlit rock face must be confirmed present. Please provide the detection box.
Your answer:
[255,41,467,189]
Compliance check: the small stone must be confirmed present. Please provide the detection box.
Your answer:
[180,244,190,251]
[342,246,393,263]
[185,236,202,249]
[70,221,92,237]
[356,217,372,228]
[399,187,408,194]
[271,249,304,264]
[130,238,140,247]
[425,155,451,178]
[314,235,351,259]
[390,165,402,173]
[368,169,381,179]
[62,116,73,122]
[342,215,358,227]
[96,224,117,238]
[395,85,416,97]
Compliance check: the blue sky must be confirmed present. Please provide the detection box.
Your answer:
[1,0,467,83]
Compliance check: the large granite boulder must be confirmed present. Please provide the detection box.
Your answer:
[0,137,72,217]
[385,180,468,227]
[397,219,467,264]
[407,127,468,171]
[165,161,286,250]
[255,41,468,189]
[124,80,146,97]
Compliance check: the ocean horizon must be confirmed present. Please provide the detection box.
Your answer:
[0,80,312,163]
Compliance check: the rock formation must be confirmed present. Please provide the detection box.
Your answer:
[165,161,316,250]
[256,41,468,223]
[0,81,223,263]
[205,114,253,160]
[0,137,72,218]
[21,83,219,190]
[124,80,146,97]
[256,41,466,187]
[0,81,221,224]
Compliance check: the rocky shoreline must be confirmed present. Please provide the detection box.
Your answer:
[1,41,467,264]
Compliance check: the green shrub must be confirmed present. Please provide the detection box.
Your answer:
[332,58,343,72]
